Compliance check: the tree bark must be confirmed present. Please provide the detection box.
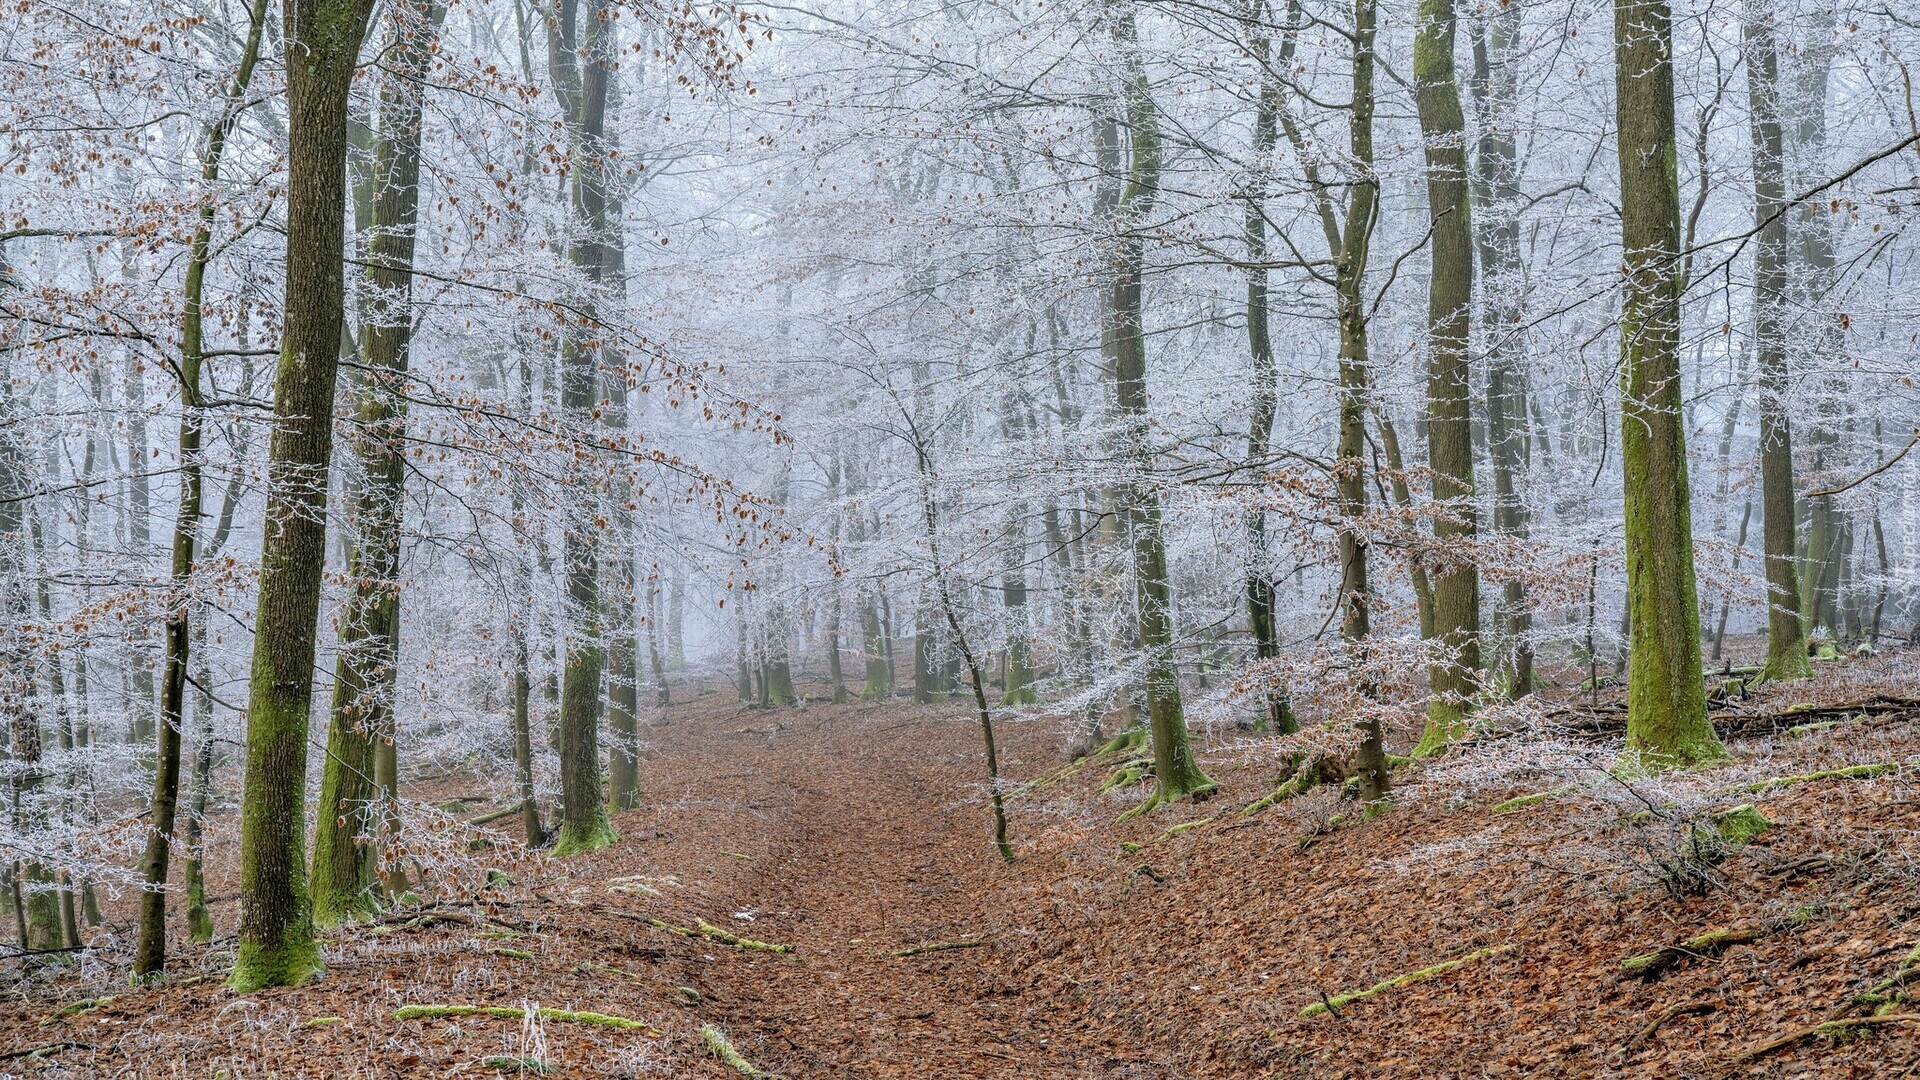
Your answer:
[545,0,617,855]
[1109,4,1216,812]
[1412,0,1483,754]
[1743,2,1809,682]
[231,0,378,992]
[1612,0,1722,767]
[310,0,442,929]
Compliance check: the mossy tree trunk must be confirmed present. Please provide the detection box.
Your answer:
[135,0,271,979]
[311,0,442,930]
[545,0,617,856]
[1612,0,1723,768]
[1411,0,1482,756]
[1743,2,1809,683]
[1110,4,1216,811]
[231,0,377,993]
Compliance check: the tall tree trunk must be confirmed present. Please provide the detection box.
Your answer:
[1744,2,1809,682]
[135,0,271,978]
[1612,0,1722,767]
[1337,0,1391,803]
[1412,0,1482,754]
[231,0,378,992]
[1469,0,1534,698]
[124,352,156,752]
[309,0,440,929]
[1791,12,1843,638]
[1241,0,1293,734]
[545,0,617,855]
[1110,4,1216,814]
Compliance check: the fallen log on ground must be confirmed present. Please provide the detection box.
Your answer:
[392,1004,659,1033]
[890,940,984,958]
[1301,944,1513,1018]
[1732,1012,1920,1063]
[1621,926,1766,981]
[700,1024,783,1079]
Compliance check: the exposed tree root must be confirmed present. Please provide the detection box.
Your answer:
[700,1024,783,1079]
[1621,925,1766,981]
[1100,757,1152,794]
[1733,1013,1920,1063]
[1239,757,1332,816]
[466,805,523,827]
[890,940,985,957]
[1300,944,1513,1017]
[1621,1000,1716,1053]
[1156,817,1214,842]
[1741,762,1899,793]
[392,1004,659,1033]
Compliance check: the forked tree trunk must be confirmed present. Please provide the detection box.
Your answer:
[1612,0,1722,767]
[545,0,617,855]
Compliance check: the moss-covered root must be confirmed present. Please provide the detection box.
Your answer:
[1300,944,1514,1018]
[1240,762,1323,816]
[393,1004,659,1033]
[1741,762,1898,793]
[1099,757,1151,794]
[1620,925,1765,981]
[890,940,984,958]
[647,917,794,954]
[700,1024,783,1080]
[1710,804,1771,848]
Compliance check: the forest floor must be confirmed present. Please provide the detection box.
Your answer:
[8,646,1920,1077]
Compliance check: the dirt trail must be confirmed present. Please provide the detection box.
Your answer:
[616,697,1159,1078]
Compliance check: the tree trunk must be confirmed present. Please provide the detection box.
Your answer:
[1412,0,1482,754]
[545,0,616,856]
[1612,0,1722,768]
[232,0,377,992]
[1469,0,1534,698]
[135,0,271,979]
[1743,2,1809,682]
[1109,4,1216,813]
[310,0,441,929]
[1241,2,1293,734]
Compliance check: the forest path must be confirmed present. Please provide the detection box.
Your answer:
[621,694,1159,1079]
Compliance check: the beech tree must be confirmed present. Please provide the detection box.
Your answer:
[233,0,379,992]
[1611,0,1723,768]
